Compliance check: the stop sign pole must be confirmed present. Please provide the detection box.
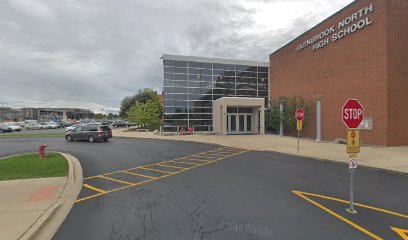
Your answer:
[342,99,364,214]
[295,108,304,153]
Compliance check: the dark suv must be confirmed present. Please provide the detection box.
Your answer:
[65,125,112,143]
[112,120,128,128]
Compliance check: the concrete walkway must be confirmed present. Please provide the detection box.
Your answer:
[0,153,83,240]
[114,129,408,175]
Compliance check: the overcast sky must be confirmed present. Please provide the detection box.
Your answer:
[0,0,353,113]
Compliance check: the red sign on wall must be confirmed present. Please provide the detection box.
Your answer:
[342,99,364,129]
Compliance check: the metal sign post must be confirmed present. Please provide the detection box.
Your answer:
[295,109,304,153]
[342,99,363,215]
[347,155,358,214]
[296,120,302,153]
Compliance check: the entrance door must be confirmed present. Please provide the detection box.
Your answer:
[227,114,237,133]
[227,113,252,134]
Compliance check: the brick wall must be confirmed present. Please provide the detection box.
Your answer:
[387,0,408,146]
[269,0,397,145]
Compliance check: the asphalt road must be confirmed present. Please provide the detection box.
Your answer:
[1,137,407,240]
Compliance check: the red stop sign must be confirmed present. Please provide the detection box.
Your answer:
[342,99,364,129]
[295,108,304,121]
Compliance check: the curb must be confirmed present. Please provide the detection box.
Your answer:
[19,152,83,240]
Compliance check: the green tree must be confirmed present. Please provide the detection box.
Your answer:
[281,96,311,130]
[119,88,159,118]
[95,113,106,120]
[265,96,311,134]
[128,98,162,129]
[265,99,281,133]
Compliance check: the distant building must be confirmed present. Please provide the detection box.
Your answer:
[21,108,93,121]
[0,107,22,122]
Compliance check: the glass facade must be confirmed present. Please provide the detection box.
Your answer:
[162,56,269,132]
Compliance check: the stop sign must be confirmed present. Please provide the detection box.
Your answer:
[342,99,364,129]
[295,108,304,121]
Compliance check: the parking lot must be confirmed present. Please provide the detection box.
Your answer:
[1,137,407,239]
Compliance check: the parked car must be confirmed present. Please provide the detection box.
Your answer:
[65,124,81,132]
[25,123,45,130]
[3,122,22,132]
[61,122,75,128]
[65,125,112,143]
[39,122,55,129]
[112,120,128,128]
[0,124,13,133]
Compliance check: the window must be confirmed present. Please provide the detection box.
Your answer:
[163,60,175,66]
[164,73,175,80]
[189,68,201,75]
[200,69,212,75]
[213,63,224,70]
[189,61,201,68]
[175,67,187,74]
[175,81,187,87]
[175,74,187,80]
[98,126,110,131]
[200,62,212,69]
[175,61,187,67]
[164,66,175,73]
[259,67,268,73]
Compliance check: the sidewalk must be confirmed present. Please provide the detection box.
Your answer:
[114,129,408,175]
[0,153,83,240]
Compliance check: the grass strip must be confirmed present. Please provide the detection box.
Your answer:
[0,152,68,180]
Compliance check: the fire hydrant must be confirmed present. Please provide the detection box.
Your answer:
[38,144,48,159]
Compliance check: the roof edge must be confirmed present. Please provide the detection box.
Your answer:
[269,0,359,56]
[162,54,269,67]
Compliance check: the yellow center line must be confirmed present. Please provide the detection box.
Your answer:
[121,170,158,179]
[83,184,106,193]
[138,166,175,174]
[99,175,134,185]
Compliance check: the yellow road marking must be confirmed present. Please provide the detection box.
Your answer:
[295,191,408,219]
[293,190,408,240]
[76,179,155,203]
[175,161,202,165]
[84,175,103,180]
[157,164,188,170]
[292,190,382,240]
[138,166,175,174]
[76,147,248,203]
[197,153,229,156]
[178,158,212,162]
[122,171,158,179]
[99,175,134,185]
[83,184,106,193]
[390,226,408,239]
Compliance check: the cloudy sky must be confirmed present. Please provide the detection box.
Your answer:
[0,0,353,113]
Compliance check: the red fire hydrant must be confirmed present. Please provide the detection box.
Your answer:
[38,144,48,159]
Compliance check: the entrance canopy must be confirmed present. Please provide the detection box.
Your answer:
[212,97,265,135]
